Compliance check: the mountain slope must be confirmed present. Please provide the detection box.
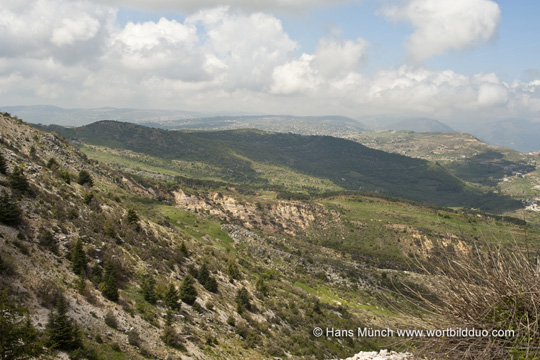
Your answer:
[44,120,520,211]
[2,113,389,359]
[3,114,539,360]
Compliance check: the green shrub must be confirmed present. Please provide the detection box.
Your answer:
[58,169,71,184]
[77,170,93,186]
[83,192,94,205]
[46,157,58,169]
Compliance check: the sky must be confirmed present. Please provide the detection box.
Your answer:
[1,0,539,124]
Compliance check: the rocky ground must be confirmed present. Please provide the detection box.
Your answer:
[341,350,413,360]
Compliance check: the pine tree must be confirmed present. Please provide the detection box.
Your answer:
[179,275,197,306]
[0,152,7,175]
[77,170,93,186]
[256,276,268,295]
[179,241,189,257]
[126,209,139,225]
[198,263,218,292]
[235,287,251,314]
[0,191,22,226]
[204,276,218,293]
[71,239,87,276]
[197,263,209,285]
[141,276,158,305]
[164,283,180,311]
[0,289,42,359]
[8,166,30,193]
[100,262,119,302]
[46,296,82,351]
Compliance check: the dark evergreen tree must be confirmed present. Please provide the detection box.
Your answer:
[0,289,42,359]
[197,263,218,292]
[46,296,82,351]
[141,275,158,305]
[71,239,87,276]
[179,275,197,306]
[0,191,22,226]
[126,209,139,225]
[75,275,86,295]
[83,193,94,205]
[197,263,209,285]
[0,152,7,175]
[256,276,268,295]
[100,262,119,302]
[179,241,189,257]
[77,170,93,186]
[204,276,218,293]
[164,283,180,311]
[8,166,30,193]
[164,309,174,326]
[89,264,102,286]
[235,287,251,314]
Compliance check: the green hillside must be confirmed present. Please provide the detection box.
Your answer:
[43,121,520,212]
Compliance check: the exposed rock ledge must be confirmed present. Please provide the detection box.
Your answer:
[339,350,414,360]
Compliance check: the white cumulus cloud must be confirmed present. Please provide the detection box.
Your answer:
[379,0,501,63]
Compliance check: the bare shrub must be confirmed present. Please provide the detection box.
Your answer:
[35,279,62,308]
[398,242,540,359]
[104,310,118,329]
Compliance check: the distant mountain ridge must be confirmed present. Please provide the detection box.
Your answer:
[361,117,455,133]
[464,118,540,153]
[0,105,202,126]
[142,114,366,136]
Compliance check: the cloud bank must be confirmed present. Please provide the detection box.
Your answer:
[1,0,539,123]
[89,0,353,13]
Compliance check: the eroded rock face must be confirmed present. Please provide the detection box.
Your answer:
[173,189,323,235]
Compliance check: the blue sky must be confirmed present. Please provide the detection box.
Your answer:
[1,0,539,124]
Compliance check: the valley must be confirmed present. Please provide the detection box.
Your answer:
[2,113,540,359]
